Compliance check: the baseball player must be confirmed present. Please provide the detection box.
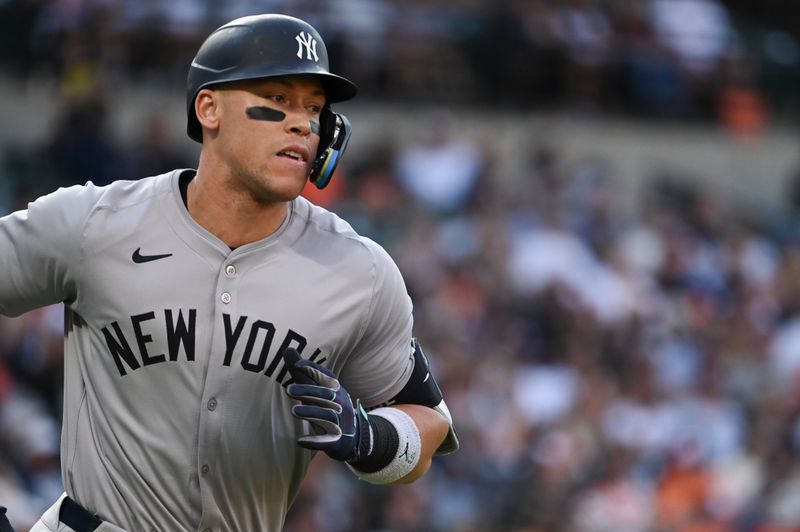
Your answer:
[0,14,457,532]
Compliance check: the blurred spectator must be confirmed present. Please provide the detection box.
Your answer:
[45,96,122,187]
[571,447,655,531]
[0,307,63,530]
[717,52,770,142]
[550,0,614,110]
[0,0,45,78]
[0,0,795,123]
[649,0,734,76]
[394,111,484,215]
[618,4,689,117]
[648,0,735,119]
[120,114,193,181]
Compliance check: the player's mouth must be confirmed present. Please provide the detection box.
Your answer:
[276,146,309,164]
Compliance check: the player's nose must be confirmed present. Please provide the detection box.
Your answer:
[285,110,313,136]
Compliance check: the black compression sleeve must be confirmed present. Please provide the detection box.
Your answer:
[348,414,399,473]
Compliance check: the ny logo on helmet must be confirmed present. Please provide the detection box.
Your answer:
[295,32,319,62]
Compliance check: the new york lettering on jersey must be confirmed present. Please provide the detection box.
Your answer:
[96,309,327,381]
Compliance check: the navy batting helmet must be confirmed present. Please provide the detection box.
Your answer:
[186,14,357,188]
[186,14,357,143]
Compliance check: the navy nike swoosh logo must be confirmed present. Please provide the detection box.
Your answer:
[132,248,173,263]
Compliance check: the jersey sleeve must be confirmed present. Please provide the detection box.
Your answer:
[0,184,99,317]
[338,239,415,408]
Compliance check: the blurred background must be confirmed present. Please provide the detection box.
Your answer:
[1,0,800,530]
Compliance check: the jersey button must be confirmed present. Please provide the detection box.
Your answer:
[225,264,236,277]
[201,464,210,476]
[207,398,217,411]
[221,292,232,304]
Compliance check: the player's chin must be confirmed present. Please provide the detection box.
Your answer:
[258,172,309,203]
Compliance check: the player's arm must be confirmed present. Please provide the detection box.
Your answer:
[366,337,458,483]
[282,238,457,483]
[283,339,458,485]
[379,403,448,484]
[0,185,94,316]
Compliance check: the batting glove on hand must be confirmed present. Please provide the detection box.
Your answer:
[283,348,371,462]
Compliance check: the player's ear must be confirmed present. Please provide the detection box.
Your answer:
[195,88,221,140]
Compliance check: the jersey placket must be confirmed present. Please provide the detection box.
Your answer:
[195,257,240,531]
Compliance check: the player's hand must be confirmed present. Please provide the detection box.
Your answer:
[282,348,371,462]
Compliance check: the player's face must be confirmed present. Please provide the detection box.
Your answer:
[215,75,325,204]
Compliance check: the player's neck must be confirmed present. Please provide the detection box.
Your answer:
[186,167,289,249]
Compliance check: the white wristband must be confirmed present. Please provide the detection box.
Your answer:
[346,407,421,484]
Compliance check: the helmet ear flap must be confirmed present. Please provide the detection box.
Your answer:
[309,107,351,189]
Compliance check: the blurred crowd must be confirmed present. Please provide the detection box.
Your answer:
[2,0,800,531]
[1,0,799,122]
[282,123,800,531]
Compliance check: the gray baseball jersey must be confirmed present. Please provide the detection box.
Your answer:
[0,170,415,531]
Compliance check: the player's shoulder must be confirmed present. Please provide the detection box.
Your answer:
[37,170,178,214]
[90,170,181,212]
[293,196,359,238]
[291,196,396,266]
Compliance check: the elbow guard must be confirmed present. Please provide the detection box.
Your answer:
[386,338,459,455]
